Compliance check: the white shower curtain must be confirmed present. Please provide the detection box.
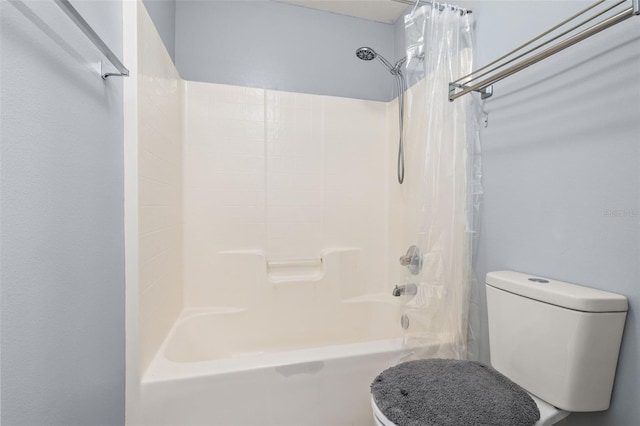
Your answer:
[399,3,482,361]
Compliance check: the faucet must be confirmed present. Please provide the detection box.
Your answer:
[393,283,417,296]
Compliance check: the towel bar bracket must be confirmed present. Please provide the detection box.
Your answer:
[54,0,129,80]
[101,61,129,80]
[634,0,639,15]
[448,83,493,102]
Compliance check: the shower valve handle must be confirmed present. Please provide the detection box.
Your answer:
[399,245,422,275]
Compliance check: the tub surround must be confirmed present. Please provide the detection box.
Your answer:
[129,4,431,424]
[133,2,502,425]
[133,0,406,376]
[183,81,390,307]
[136,2,184,375]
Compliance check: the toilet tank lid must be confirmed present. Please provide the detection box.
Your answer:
[486,271,628,313]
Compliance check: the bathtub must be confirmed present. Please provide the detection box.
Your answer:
[140,302,412,426]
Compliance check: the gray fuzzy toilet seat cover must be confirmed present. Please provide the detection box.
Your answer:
[371,359,541,426]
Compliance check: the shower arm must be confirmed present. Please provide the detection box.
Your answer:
[375,55,396,73]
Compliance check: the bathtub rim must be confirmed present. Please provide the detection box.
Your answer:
[142,308,407,384]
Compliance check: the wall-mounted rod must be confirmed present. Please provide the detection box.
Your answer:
[53,0,129,79]
[452,0,607,85]
[449,6,636,101]
[460,0,626,88]
[391,0,472,14]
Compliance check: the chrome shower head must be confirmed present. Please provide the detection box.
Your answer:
[356,46,397,74]
[356,47,376,61]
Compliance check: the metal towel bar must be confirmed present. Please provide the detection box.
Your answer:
[53,0,129,79]
[449,0,640,101]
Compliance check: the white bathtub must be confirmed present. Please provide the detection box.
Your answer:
[140,303,410,426]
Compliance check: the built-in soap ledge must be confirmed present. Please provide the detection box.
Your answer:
[216,248,360,285]
[267,257,324,283]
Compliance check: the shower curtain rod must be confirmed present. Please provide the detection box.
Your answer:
[53,0,129,79]
[392,0,472,14]
[448,0,640,101]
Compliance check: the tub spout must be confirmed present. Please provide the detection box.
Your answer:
[393,283,417,296]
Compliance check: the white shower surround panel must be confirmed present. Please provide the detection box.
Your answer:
[129,2,425,425]
[133,0,407,378]
[136,1,184,375]
[130,1,439,423]
[183,80,392,308]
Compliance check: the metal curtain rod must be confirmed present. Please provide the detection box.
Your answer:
[53,0,129,79]
[449,0,640,101]
[392,0,472,14]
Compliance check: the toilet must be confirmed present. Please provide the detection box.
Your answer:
[372,270,628,426]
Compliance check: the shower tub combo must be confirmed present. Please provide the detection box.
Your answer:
[142,313,404,425]
[139,249,431,425]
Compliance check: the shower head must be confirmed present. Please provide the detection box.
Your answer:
[355,46,399,74]
[356,47,376,61]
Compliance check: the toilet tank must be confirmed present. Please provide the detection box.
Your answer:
[486,271,627,412]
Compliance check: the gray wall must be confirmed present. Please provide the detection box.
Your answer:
[1,1,125,425]
[175,0,398,101]
[469,2,640,425]
[142,0,176,63]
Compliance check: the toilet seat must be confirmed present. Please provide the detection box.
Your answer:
[371,394,394,426]
[371,394,570,426]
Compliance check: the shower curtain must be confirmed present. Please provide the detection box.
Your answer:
[399,3,482,361]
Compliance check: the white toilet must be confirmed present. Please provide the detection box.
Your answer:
[372,270,628,426]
